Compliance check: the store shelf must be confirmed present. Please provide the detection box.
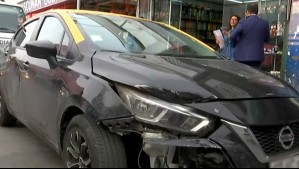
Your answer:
[180,4,222,47]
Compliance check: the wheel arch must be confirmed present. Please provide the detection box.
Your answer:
[59,106,84,151]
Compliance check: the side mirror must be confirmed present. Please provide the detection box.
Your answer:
[26,40,58,69]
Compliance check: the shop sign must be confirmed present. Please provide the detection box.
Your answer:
[19,0,66,13]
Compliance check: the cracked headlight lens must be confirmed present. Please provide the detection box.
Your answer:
[116,84,212,135]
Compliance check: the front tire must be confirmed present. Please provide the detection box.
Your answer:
[0,95,17,127]
[63,115,127,168]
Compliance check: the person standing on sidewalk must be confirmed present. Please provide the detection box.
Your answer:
[217,15,241,60]
[229,4,270,68]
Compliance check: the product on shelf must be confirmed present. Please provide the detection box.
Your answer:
[181,3,223,49]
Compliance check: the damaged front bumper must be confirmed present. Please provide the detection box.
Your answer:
[142,132,233,168]
[105,116,299,168]
[141,122,274,168]
[142,120,299,168]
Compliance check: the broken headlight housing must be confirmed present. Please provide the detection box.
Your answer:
[116,85,214,135]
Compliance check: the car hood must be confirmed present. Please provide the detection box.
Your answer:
[92,53,299,103]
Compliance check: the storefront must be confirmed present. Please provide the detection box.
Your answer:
[19,0,77,18]
[18,0,292,73]
[137,0,290,73]
[18,0,139,18]
[138,0,223,49]
[222,0,290,72]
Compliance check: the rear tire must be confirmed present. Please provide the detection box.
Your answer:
[0,95,17,127]
[62,114,127,168]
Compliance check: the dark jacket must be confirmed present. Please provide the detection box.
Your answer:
[230,15,270,62]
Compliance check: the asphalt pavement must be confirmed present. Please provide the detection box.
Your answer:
[0,122,64,168]
[1,122,299,168]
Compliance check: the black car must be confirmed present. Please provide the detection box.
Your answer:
[0,9,299,168]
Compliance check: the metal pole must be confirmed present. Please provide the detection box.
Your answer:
[169,0,172,25]
[137,0,140,18]
[259,0,262,13]
[77,0,81,10]
[179,0,182,29]
[150,0,153,20]
[273,0,282,72]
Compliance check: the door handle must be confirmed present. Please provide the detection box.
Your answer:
[22,61,30,70]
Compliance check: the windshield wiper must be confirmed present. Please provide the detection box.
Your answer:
[201,96,225,103]
[157,53,202,58]
[0,27,15,33]
[100,49,126,53]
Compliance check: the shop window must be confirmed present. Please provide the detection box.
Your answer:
[153,0,170,24]
[81,0,137,16]
[180,1,223,49]
[139,0,151,19]
[259,0,288,72]
[223,0,288,72]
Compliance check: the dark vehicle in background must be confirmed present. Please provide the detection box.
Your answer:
[0,10,299,168]
[0,2,25,54]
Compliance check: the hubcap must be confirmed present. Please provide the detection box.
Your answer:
[66,130,91,168]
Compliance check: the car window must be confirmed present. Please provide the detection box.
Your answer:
[37,17,65,54]
[72,13,221,59]
[73,14,127,52]
[59,32,69,58]
[15,20,38,48]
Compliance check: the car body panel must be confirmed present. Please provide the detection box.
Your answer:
[209,125,267,168]
[0,47,26,118]
[19,53,60,142]
[186,98,299,126]
[92,53,299,102]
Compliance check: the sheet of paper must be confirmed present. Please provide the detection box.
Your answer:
[213,29,224,49]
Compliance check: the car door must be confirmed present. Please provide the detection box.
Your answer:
[19,16,71,142]
[0,20,38,120]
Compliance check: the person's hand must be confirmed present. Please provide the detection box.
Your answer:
[227,31,231,38]
[223,30,229,36]
[216,39,220,45]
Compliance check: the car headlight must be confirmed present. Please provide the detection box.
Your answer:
[116,84,214,135]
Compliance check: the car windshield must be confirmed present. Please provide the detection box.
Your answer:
[72,13,221,59]
[0,4,25,33]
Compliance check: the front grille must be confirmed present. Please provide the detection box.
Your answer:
[250,123,299,156]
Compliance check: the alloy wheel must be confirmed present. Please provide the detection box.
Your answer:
[66,130,91,168]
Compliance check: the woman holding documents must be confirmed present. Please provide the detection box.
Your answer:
[216,15,240,60]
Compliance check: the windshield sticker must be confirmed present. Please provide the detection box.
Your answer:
[90,35,103,42]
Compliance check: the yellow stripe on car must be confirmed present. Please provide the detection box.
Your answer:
[55,10,85,44]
